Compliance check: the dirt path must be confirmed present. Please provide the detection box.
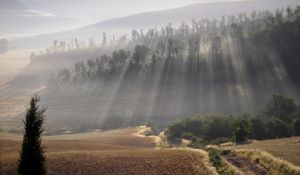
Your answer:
[224,155,267,175]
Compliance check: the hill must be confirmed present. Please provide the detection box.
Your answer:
[9,0,299,49]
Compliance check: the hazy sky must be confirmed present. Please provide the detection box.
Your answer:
[18,0,251,22]
[0,0,252,38]
[2,0,298,39]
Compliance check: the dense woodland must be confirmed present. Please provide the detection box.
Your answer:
[34,6,300,132]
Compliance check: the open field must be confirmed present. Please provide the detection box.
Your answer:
[0,127,216,175]
[224,137,300,167]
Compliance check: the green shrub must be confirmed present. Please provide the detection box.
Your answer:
[207,148,235,175]
[292,118,300,135]
[250,117,269,140]
[203,116,234,140]
[181,131,194,139]
[266,117,292,138]
[165,121,185,141]
[233,119,251,143]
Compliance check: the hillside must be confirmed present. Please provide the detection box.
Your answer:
[2,6,300,133]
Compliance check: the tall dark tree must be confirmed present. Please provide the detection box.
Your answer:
[18,95,46,175]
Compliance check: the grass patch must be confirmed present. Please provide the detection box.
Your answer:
[227,137,300,166]
[230,149,300,175]
[206,147,239,175]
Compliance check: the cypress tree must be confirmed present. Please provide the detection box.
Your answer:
[18,95,46,175]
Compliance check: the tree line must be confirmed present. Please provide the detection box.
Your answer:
[165,94,300,146]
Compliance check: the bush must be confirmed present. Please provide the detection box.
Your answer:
[233,119,251,143]
[250,117,269,140]
[207,148,235,175]
[208,148,222,167]
[165,121,185,141]
[292,118,300,136]
[181,131,194,139]
[267,117,292,138]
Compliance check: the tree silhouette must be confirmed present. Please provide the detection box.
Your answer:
[18,95,46,175]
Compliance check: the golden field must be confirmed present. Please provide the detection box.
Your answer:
[225,137,300,167]
[0,127,216,175]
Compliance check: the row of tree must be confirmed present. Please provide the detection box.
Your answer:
[165,95,300,145]
[49,6,300,87]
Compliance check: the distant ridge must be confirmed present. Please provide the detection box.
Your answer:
[10,0,299,50]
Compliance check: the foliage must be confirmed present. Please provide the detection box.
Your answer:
[263,94,297,122]
[250,117,269,140]
[266,117,293,138]
[165,114,235,143]
[203,116,233,140]
[166,95,299,145]
[292,118,300,135]
[233,119,251,143]
[207,148,235,175]
[18,95,46,175]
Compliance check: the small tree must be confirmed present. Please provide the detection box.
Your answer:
[233,119,251,143]
[18,95,46,175]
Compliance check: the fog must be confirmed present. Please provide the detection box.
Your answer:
[3,0,299,49]
[30,9,300,132]
[1,0,249,39]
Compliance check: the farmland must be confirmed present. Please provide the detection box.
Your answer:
[0,127,216,175]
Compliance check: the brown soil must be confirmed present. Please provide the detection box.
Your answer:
[0,127,215,175]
